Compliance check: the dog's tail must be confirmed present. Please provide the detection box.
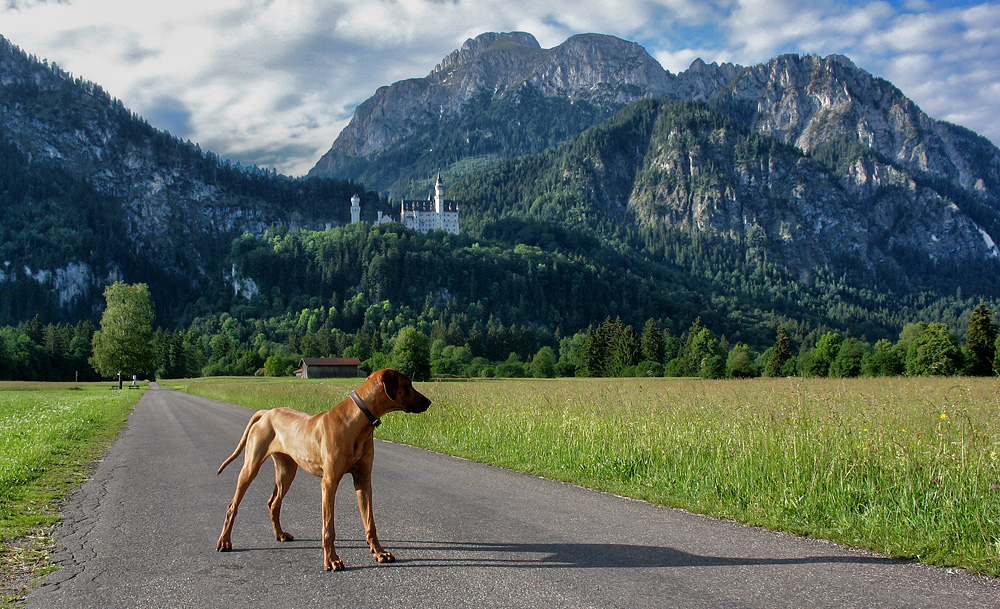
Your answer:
[217,411,266,474]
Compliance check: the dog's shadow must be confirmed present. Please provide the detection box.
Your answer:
[258,538,894,570]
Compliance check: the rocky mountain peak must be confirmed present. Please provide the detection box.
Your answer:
[432,31,541,75]
[530,33,675,102]
[309,32,689,186]
[674,57,742,100]
[721,52,1000,197]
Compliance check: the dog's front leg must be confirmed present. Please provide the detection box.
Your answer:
[321,475,345,571]
[353,470,394,563]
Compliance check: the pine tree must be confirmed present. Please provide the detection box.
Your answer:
[575,326,598,377]
[966,303,997,376]
[640,318,665,363]
[764,326,791,377]
[612,324,641,375]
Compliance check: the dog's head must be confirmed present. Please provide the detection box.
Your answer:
[371,368,431,414]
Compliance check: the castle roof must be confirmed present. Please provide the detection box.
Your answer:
[401,199,459,212]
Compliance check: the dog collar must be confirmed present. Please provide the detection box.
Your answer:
[349,390,381,427]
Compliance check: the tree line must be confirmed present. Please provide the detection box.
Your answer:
[1,284,996,382]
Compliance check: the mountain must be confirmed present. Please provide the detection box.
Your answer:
[0,36,386,322]
[309,32,741,198]
[3,31,999,355]
[312,32,1000,286]
[450,97,999,295]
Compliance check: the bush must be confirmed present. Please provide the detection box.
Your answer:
[635,360,663,377]
[726,344,758,378]
[554,361,577,377]
[663,357,685,377]
[263,355,296,377]
[829,338,869,378]
[529,346,557,378]
[700,355,725,379]
[363,352,392,375]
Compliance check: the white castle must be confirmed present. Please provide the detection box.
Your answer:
[400,175,460,235]
[349,175,459,235]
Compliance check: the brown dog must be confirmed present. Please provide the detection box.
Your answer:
[216,368,431,570]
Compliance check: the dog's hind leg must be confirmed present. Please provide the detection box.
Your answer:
[268,453,298,542]
[217,430,271,552]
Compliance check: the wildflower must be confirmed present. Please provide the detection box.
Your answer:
[991,485,999,490]
[940,413,948,420]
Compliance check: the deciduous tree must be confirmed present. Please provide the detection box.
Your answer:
[89,282,155,387]
[390,326,430,381]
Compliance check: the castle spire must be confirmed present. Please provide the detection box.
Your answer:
[350,193,361,224]
[434,174,444,214]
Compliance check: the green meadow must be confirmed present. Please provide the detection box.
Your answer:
[175,375,1000,577]
[0,383,142,604]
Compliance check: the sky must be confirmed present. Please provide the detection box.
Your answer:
[2,0,998,177]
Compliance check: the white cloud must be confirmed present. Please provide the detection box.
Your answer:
[1,0,998,176]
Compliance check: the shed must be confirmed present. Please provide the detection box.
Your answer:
[298,357,363,379]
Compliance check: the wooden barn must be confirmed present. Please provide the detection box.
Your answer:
[297,357,363,379]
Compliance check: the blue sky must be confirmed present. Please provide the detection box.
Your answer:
[2,0,998,176]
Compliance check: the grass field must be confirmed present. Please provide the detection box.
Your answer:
[173,375,1000,577]
[0,382,142,605]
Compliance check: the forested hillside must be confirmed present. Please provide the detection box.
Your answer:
[449,98,1000,298]
[0,36,389,324]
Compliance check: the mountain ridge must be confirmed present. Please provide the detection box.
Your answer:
[309,31,1000,285]
[308,31,732,195]
[1,30,999,350]
[0,35,385,322]
[310,31,999,221]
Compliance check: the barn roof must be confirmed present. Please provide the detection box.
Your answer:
[299,358,362,366]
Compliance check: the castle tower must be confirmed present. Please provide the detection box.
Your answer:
[350,194,361,224]
[434,174,444,214]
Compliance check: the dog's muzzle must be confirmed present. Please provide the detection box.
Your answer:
[408,396,432,414]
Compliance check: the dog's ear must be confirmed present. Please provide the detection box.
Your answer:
[382,369,398,402]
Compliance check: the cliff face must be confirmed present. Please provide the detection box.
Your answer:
[309,32,701,195]
[721,53,1000,197]
[625,101,999,273]
[445,95,1000,293]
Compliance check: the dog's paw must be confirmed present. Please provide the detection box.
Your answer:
[276,532,295,542]
[373,551,395,563]
[217,539,232,552]
[325,559,345,571]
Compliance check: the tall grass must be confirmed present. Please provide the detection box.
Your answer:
[0,383,141,604]
[178,375,1000,576]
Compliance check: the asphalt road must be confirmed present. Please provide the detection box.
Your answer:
[24,384,1000,608]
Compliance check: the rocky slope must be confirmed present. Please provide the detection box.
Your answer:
[447,96,1000,297]
[309,32,742,196]
[0,36,369,321]
[719,53,1000,199]
[312,32,1000,280]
